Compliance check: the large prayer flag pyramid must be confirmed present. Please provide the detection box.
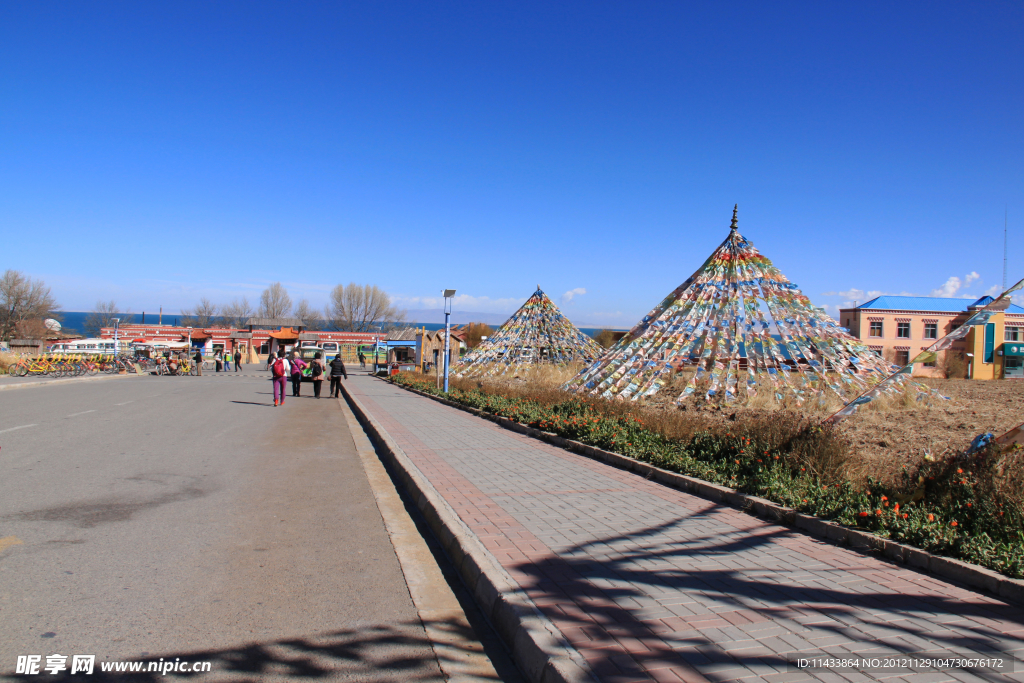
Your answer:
[456,287,603,376]
[565,207,912,406]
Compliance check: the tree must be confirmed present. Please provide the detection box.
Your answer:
[463,322,494,348]
[593,329,619,348]
[181,297,219,328]
[0,270,59,341]
[325,283,406,333]
[84,301,134,337]
[294,299,323,327]
[258,282,292,319]
[221,296,255,328]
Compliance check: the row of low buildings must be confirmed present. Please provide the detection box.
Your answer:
[89,318,466,369]
[840,295,1024,379]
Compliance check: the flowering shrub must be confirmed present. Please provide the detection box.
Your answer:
[391,372,1024,579]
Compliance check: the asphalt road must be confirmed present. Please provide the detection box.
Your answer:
[0,373,460,681]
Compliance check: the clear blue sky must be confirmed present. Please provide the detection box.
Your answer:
[2,1,1022,327]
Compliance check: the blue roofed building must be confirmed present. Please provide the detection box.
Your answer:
[839,296,1024,380]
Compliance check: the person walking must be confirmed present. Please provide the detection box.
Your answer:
[329,354,348,397]
[223,351,231,372]
[358,350,366,369]
[215,351,223,372]
[310,351,326,398]
[289,352,307,397]
[234,348,242,372]
[271,350,290,407]
[193,348,203,376]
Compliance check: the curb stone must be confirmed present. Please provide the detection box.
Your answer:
[339,382,597,683]
[389,379,1024,607]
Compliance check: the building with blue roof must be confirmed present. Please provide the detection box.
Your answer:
[839,296,1024,380]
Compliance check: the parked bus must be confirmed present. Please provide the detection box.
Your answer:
[48,338,133,354]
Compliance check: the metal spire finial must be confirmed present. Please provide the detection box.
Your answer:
[730,204,738,232]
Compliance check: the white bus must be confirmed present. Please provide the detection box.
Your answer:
[48,338,133,354]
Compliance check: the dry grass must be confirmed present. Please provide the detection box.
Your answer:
[0,351,17,372]
[455,368,1023,496]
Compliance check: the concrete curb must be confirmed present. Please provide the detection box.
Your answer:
[340,382,597,683]
[391,380,1024,607]
[0,372,141,392]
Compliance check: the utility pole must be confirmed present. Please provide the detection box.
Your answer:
[1004,206,1009,292]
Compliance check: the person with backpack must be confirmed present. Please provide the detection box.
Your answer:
[329,354,348,397]
[309,351,326,398]
[289,351,307,397]
[271,350,290,407]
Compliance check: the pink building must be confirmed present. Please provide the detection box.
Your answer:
[839,295,1024,379]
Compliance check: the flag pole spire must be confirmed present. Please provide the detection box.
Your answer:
[730,204,738,232]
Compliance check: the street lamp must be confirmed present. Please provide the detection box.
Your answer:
[112,318,120,355]
[442,289,456,392]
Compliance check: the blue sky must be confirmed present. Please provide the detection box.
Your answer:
[2,1,1022,327]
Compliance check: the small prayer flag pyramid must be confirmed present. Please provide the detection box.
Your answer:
[565,207,917,406]
[456,287,603,377]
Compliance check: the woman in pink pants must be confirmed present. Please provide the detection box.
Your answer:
[270,351,290,407]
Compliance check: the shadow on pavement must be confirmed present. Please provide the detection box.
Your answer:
[2,620,498,682]
[508,515,1022,681]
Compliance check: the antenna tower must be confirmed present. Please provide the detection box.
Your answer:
[1004,207,1009,292]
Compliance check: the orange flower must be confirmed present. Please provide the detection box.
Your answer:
[893,503,900,513]
[881,495,888,501]
[858,511,869,517]
[927,514,935,522]
[875,509,883,515]
[883,501,889,507]
[967,502,972,507]
[901,513,908,519]
[951,521,958,527]
[957,468,963,474]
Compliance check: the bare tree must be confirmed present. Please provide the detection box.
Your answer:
[463,322,494,348]
[294,299,323,328]
[0,270,60,341]
[84,300,134,337]
[181,297,219,328]
[325,283,406,333]
[221,296,255,328]
[258,282,292,319]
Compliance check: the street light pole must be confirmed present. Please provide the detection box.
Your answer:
[112,318,120,355]
[442,289,456,392]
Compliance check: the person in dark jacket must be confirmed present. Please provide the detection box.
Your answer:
[234,349,242,372]
[194,348,203,376]
[310,351,326,398]
[329,355,348,397]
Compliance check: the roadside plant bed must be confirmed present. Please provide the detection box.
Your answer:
[390,372,1024,580]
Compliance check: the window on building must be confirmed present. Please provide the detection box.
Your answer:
[869,321,883,337]
[1006,326,1020,342]
[897,322,911,339]
[924,323,938,339]
[895,350,909,366]
[923,357,936,367]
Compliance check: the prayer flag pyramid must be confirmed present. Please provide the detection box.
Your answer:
[565,207,916,406]
[456,287,603,376]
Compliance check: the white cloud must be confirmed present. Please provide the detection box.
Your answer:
[931,276,963,298]
[984,284,1001,297]
[930,272,986,298]
[562,287,586,304]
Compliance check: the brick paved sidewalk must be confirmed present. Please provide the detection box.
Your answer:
[347,377,1024,683]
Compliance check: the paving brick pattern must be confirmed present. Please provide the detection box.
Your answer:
[348,377,1024,683]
